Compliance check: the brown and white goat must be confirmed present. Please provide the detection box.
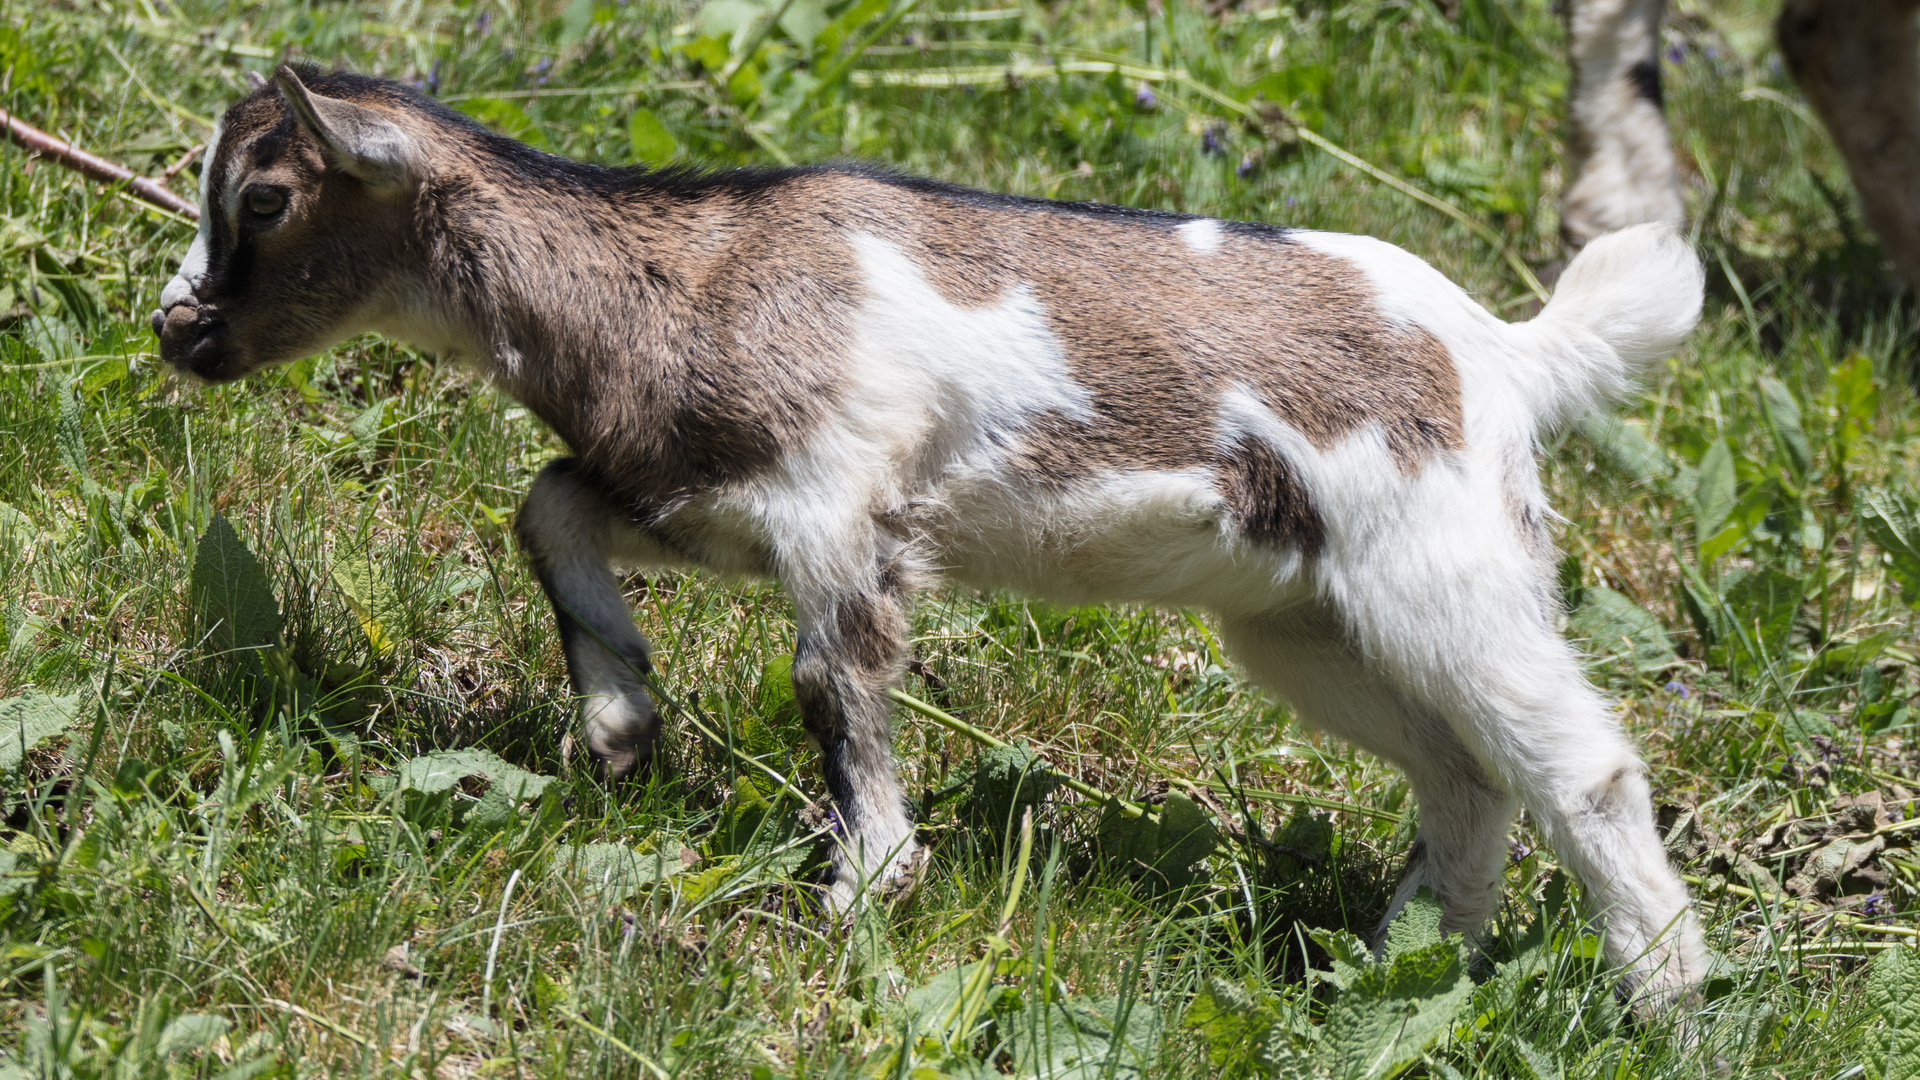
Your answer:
[156,66,1708,1004]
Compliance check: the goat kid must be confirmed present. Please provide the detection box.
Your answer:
[155,66,1708,1006]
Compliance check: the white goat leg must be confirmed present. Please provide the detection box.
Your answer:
[516,459,659,777]
[1562,0,1685,249]
[1219,608,1516,944]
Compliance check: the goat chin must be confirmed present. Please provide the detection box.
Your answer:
[157,65,1710,1009]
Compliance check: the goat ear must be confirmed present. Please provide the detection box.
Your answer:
[244,70,268,91]
[273,66,414,195]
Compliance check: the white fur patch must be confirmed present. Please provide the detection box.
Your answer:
[159,120,222,311]
[729,232,1095,601]
[1177,218,1224,254]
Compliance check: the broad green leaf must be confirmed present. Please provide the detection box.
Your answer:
[1831,352,1879,460]
[1720,567,1802,661]
[1693,439,1736,547]
[453,98,550,150]
[552,841,690,902]
[56,385,86,480]
[397,747,554,803]
[698,0,762,39]
[1759,376,1813,476]
[190,514,284,658]
[778,0,829,45]
[347,397,394,466]
[1382,888,1444,961]
[77,357,126,398]
[1097,791,1217,892]
[331,555,399,657]
[966,740,1057,833]
[560,0,595,47]
[157,1014,231,1057]
[0,692,84,773]
[891,960,1009,1049]
[1154,791,1219,877]
[1566,586,1677,672]
[1861,488,1920,602]
[1510,1037,1564,1080]
[1005,995,1162,1079]
[1322,940,1473,1080]
[0,503,39,557]
[1576,413,1671,484]
[704,776,818,877]
[628,108,675,164]
[1868,944,1920,1080]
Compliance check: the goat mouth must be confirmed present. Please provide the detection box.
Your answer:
[155,304,248,381]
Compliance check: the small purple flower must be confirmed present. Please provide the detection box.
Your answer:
[535,57,551,86]
[1284,195,1296,208]
[475,10,492,35]
[1201,126,1224,156]
[1135,83,1157,109]
[1664,681,1690,699]
[1236,154,1255,178]
[1510,839,1533,864]
[1865,893,1890,919]
[1664,43,1685,64]
[427,59,442,96]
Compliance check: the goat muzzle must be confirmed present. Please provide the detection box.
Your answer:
[154,300,230,375]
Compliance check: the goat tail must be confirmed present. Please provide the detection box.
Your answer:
[1504,222,1704,431]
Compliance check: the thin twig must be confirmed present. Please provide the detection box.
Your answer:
[0,106,200,219]
[162,143,205,180]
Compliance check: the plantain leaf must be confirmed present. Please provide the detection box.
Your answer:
[397,747,554,803]
[552,841,691,903]
[156,1014,231,1057]
[628,108,676,164]
[1577,413,1671,484]
[331,554,399,657]
[1861,488,1920,602]
[1759,376,1813,477]
[190,514,283,662]
[0,691,84,773]
[1693,439,1737,547]
[1567,586,1677,672]
[1005,995,1163,1079]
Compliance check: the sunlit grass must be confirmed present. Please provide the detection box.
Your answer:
[1,0,1917,1075]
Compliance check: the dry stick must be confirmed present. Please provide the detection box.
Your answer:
[0,106,200,220]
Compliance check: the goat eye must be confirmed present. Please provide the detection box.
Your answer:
[245,188,286,217]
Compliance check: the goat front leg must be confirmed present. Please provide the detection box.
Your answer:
[788,573,920,911]
[517,459,659,777]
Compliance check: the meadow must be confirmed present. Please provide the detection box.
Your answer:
[3,0,1920,1075]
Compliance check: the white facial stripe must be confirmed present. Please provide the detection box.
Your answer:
[160,120,223,310]
[1178,218,1223,254]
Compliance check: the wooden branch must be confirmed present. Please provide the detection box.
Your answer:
[0,106,199,220]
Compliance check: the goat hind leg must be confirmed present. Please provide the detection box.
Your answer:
[1219,610,1516,945]
[1356,605,1706,1007]
[517,458,659,778]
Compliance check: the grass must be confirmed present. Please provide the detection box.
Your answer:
[2,0,1920,1075]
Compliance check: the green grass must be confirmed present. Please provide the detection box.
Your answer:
[3,0,1920,1075]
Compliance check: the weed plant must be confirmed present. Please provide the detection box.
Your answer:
[2,0,1920,1075]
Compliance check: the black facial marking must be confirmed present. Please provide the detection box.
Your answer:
[1626,59,1663,109]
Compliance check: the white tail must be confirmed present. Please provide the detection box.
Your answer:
[1508,223,1705,431]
